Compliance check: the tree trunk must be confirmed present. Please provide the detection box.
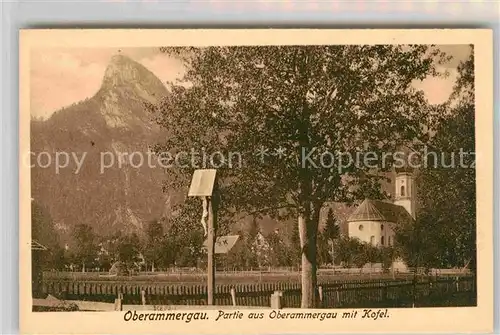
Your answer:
[298,203,320,308]
[330,240,335,267]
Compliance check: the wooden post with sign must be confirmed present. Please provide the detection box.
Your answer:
[206,196,216,305]
[188,169,218,305]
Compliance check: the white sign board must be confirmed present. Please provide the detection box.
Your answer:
[188,169,217,197]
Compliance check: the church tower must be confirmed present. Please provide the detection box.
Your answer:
[394,170,416,219]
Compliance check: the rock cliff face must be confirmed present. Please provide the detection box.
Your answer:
[30,55,178,239]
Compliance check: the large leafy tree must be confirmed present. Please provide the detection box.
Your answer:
[363,242,381,269]
[267,231,290,267]
[316,234,331,266]
[31,200,64,269]
[225,230,254,270]
[151,45,445,307]
[395,47,476,271]
[229,218,260,269]
[116,232,142,271]
[143,219,164,271]
[322,208,340,266]
[71,224,98,272]
[380,246,397,273]
[167,198,206,267]
[334,235,365,268]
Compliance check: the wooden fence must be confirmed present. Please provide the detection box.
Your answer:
[43,270,412,283]
[40,276,476,309]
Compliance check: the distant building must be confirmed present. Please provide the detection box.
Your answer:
[347,170,415,247]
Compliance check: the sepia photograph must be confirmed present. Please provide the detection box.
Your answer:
[19,29,493,334]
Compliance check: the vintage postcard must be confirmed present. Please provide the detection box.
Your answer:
[19,29,494,334]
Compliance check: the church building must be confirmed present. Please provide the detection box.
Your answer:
[347,170,416,247]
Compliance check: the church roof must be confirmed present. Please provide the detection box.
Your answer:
[347,199,413,223]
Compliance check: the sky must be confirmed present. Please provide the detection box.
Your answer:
[30,45,471,119]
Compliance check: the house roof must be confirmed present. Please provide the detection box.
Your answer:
[203,235,240,254]
[32,239,48,251]
[347,199,413,224]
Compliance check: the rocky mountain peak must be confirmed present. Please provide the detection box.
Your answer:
[31,53,172,239]
[95,54,168,130]
[101,54,167,102]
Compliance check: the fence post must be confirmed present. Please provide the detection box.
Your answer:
[114,294,122,311]
[270,291,283,309]
[318,286,324,308]
[455,276,459,292]
[230,287,237,306]
[141,290,146,305]
[382,282,388,301]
